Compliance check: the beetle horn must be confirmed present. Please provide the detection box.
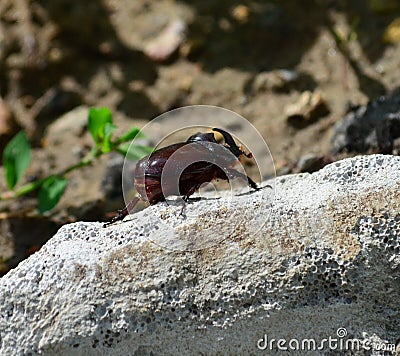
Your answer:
[212,128,252,158]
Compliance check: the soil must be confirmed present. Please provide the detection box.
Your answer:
[0,0,400,274]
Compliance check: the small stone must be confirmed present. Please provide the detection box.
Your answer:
[231,5,250,24]
[44,106,88,146]
[179,37,205,59]
[285,91,330,127]
[144,20,186,62]
[383,17,400,44]
[392,137,400,155]
[296,154,326,173]
[252,69,299,93]
[48,47,63,63]
[34,88,82,126]
[331,93,400,154]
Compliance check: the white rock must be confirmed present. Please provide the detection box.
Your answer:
[0,155,399,355]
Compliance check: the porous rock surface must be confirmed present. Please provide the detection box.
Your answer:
[1,155,399,355]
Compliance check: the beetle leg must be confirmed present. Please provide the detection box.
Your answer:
[179,183,201,217]
[179,199,187,217]
[226,168,260,190]
[103,197,140,227]
[178,195,193,217]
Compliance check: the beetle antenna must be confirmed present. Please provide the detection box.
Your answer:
[212,128,252,158]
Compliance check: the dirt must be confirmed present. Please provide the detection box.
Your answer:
[0,0,400,274]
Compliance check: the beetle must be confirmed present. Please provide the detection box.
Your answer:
[103,128,260,227]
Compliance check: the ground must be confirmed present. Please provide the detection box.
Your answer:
[0,0,400,274]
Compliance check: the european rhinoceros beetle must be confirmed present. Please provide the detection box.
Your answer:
[104,128,260,227]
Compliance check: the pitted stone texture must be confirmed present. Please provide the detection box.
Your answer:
[0,155,399,355]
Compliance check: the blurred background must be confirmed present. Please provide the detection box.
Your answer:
[1,0,400,274]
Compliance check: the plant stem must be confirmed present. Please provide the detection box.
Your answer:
[60,147,101,175]
[0,147,103,201]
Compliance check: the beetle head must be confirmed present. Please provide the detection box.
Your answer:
[186,132,217,143]
[212,128,253,158]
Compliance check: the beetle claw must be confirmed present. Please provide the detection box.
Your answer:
[263,184,273,190]
[103,197,140,227]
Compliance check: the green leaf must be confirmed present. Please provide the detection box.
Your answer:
[88,108,113,144]
[38,176,68,213]
[114,127,141,145]
[2,131,31,190]
[101,122,117,153]
[116,143,153,161]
